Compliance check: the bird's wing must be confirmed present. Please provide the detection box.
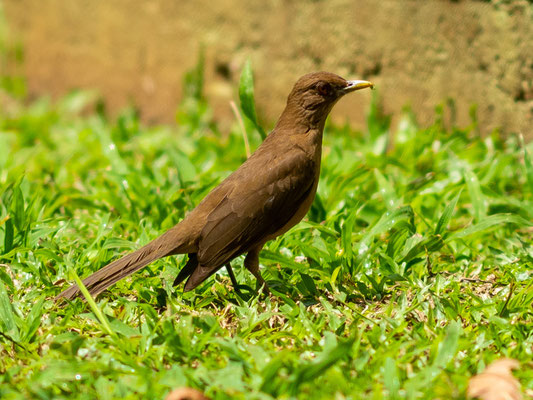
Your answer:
[196,147,316,271]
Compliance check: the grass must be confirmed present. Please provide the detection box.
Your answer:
[0,64,532,399]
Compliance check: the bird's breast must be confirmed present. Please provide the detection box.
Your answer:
[263,175,319,243]
[263,141,322,243]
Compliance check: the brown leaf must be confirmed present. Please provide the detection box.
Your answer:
[467,358,522,400]
[165,387,211,400]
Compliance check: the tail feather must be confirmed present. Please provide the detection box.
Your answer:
[172,253,198,287]
[56,226,193,301]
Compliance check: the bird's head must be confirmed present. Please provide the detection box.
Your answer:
[278,71,373,130]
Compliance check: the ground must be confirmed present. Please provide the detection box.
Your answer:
[0,75,532,399]
[3,0,533,136]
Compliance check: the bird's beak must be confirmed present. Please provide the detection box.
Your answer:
[342,80,374,93]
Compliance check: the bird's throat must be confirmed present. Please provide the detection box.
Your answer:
[275,101,333,134]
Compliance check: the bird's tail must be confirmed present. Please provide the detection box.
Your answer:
[56,225,193,301]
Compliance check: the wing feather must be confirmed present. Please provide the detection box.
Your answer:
[197,149,315,268]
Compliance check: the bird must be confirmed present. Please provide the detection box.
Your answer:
[56,71,373,300]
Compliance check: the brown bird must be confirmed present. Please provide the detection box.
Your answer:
[56,72,373,300]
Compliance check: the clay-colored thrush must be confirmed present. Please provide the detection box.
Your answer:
[57,72,373,300]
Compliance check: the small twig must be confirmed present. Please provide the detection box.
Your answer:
[0,330,28,352]
[458,277,492,284]
[230,100,251,159]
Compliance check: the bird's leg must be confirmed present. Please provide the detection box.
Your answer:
[244,246,269,294]
[225,263,241,294]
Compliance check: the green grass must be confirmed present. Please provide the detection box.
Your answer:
[0,71,532,400]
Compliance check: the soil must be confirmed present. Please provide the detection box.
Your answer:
[3,0,532,137]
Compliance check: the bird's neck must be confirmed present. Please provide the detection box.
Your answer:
[274,102,331,134]
[268,111,324,163]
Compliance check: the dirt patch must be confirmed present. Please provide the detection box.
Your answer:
[3,0,532,137]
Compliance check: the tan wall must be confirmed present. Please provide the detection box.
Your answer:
[3,0,532,137]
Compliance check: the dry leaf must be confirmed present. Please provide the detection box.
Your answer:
[467,358,522,400]
[165,387,211,400]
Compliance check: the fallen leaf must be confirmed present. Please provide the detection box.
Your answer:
[165,387,211,400]
[467,358,522,400]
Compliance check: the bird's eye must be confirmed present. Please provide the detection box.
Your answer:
[316,82,333,97]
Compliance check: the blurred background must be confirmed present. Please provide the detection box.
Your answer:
[1,0,532,137]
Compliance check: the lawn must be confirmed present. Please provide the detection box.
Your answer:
[0,67,532,399]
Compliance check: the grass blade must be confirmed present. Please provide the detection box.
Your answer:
[400,234,445,264]
[239,59,266,139]
[341,211,358,261]
[434,189,462,235]
[0,281,19,341]
[374,169,399,210]
[91,119,129,175]
[290,336,355,394]
[3,217,14,254]
[462,166,485,222]
[448,213,533,240]
[22,297,45,342]
[358,206,415,256]
[521,135,533,194]
[70,270,116,339]
[11,184,25,231]
[433,321,461,368]
[384,357,401,399]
